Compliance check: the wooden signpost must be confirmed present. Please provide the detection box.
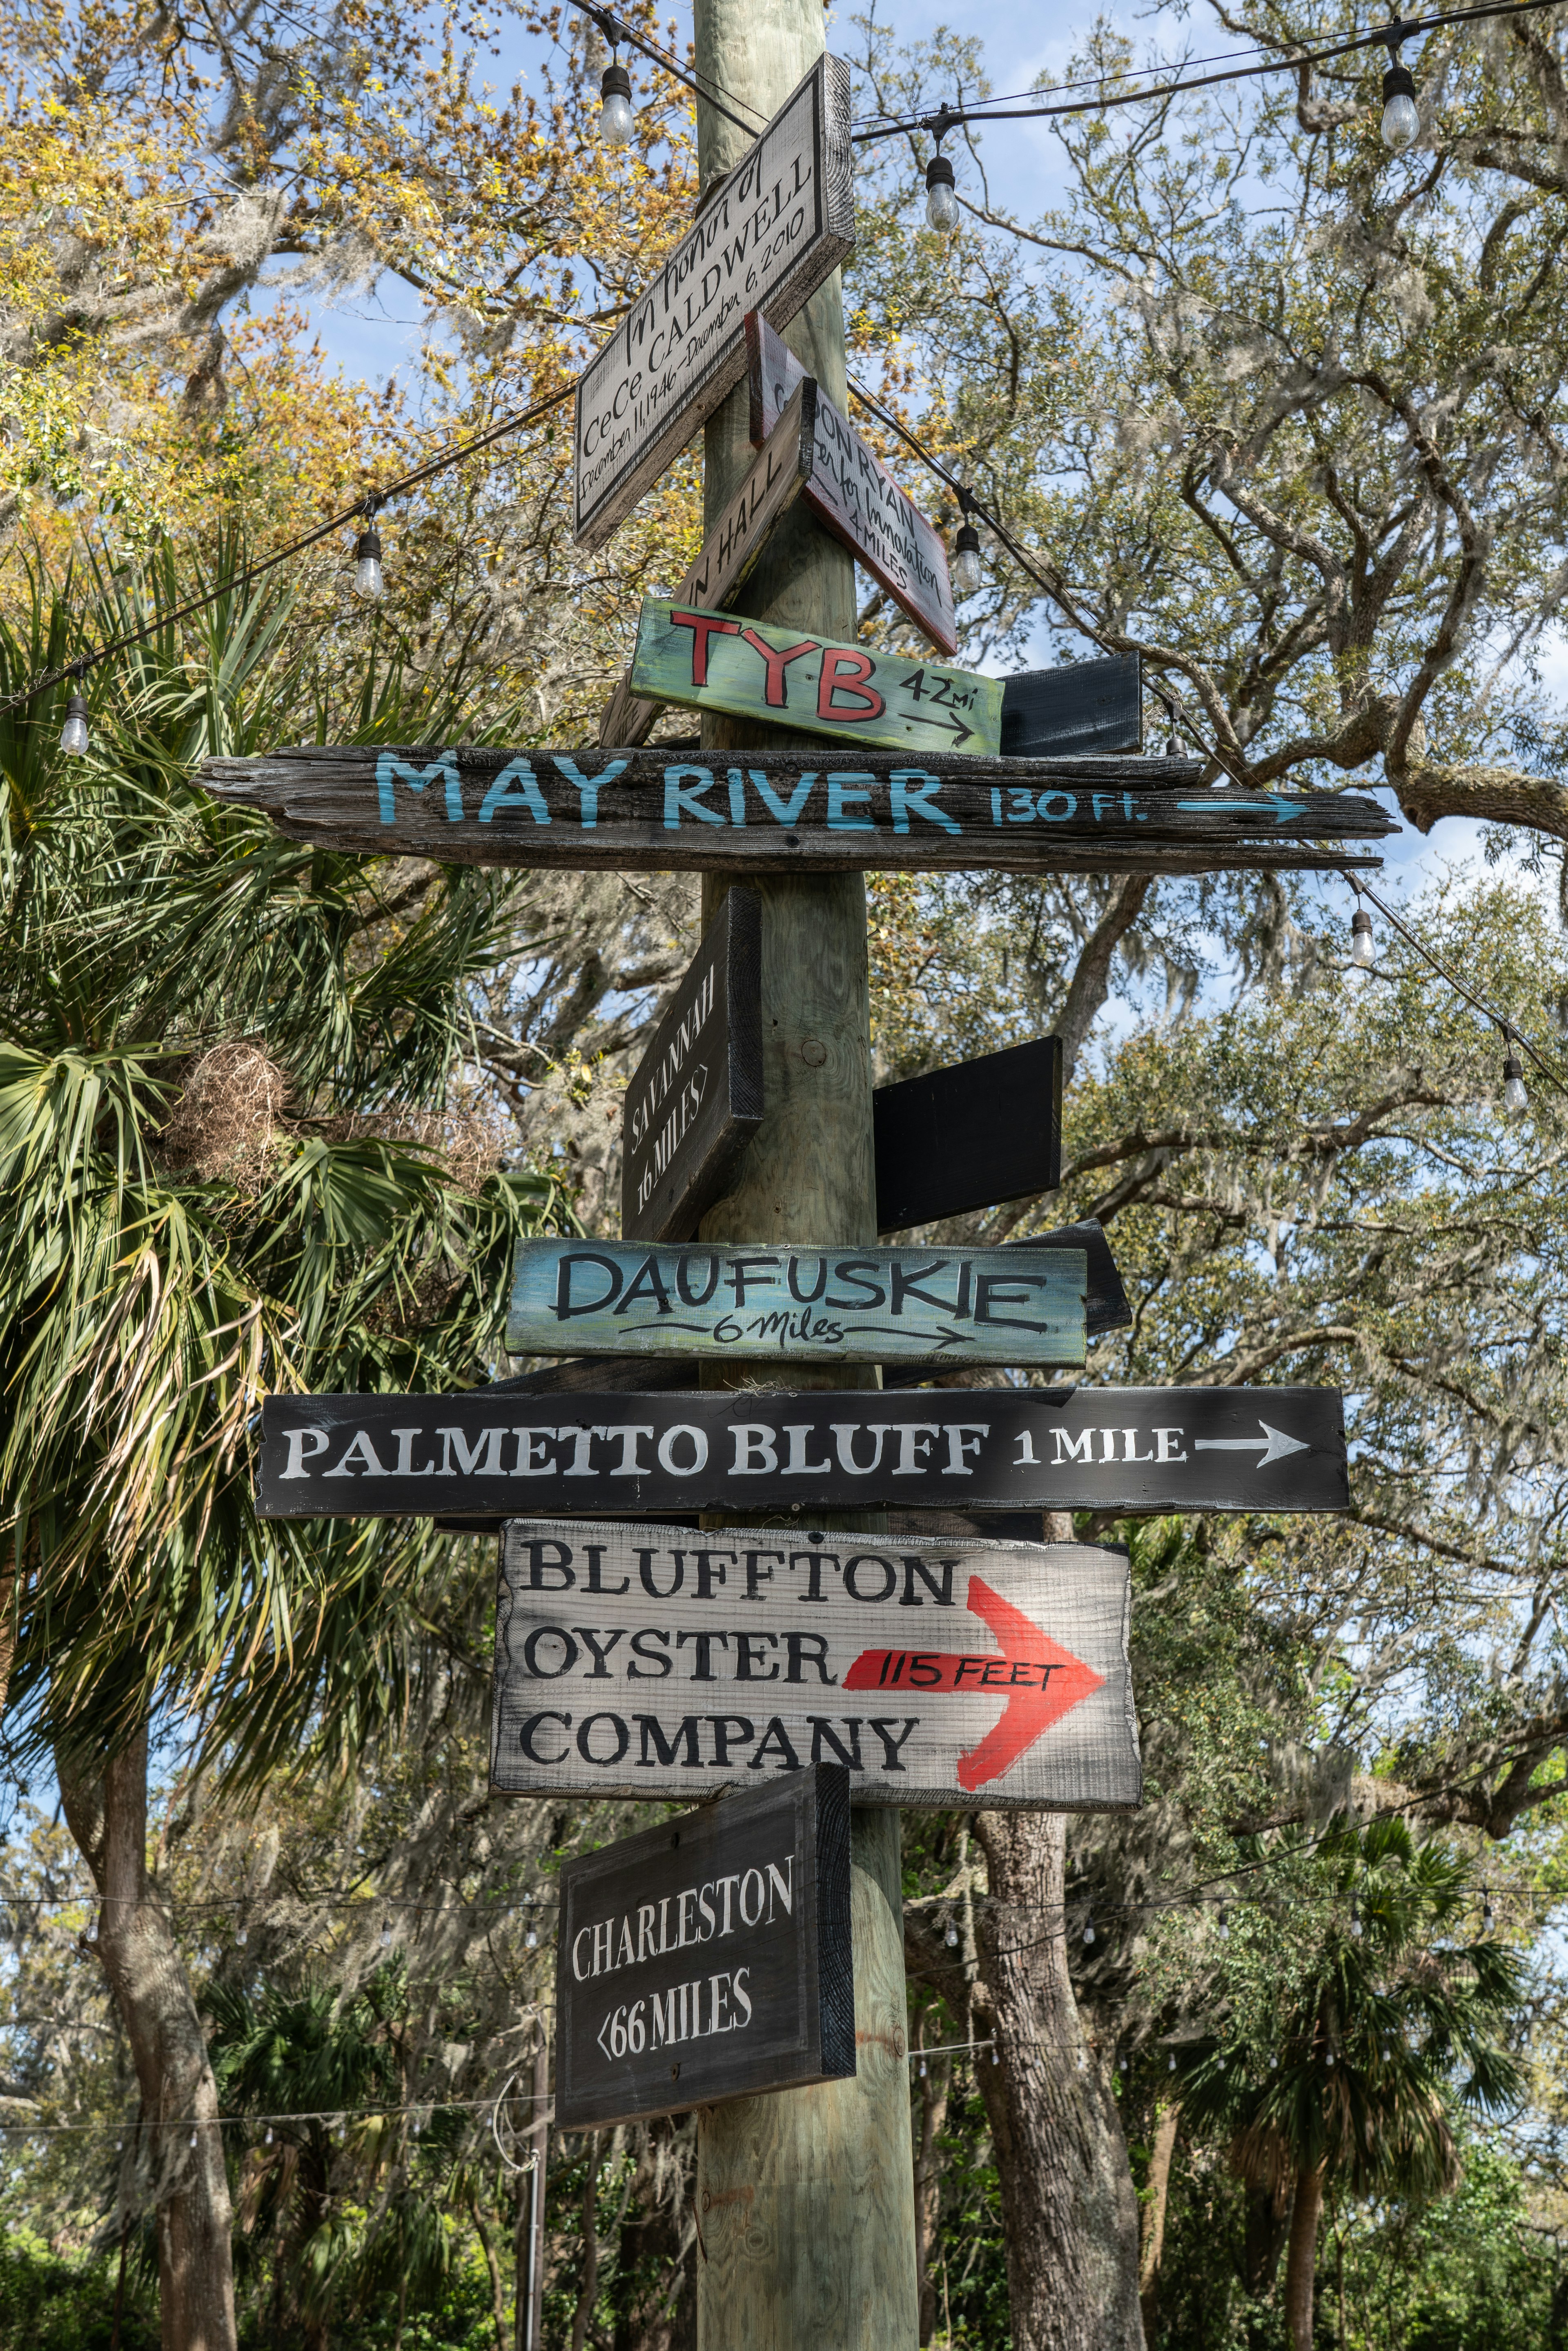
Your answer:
[505,1238,1087,1365]
[1002,656,1143,759]
[747,313,956,655]
[553,1768,854,2128]
[599,383,820,750]
[874,1036,1063,1231]
[490,1519,1140,1808]
[573,54,853,549]
[622,888,763,1243]
[254,1383,1350,1520]
[195,749,1395,875]
[628,599,1004,755]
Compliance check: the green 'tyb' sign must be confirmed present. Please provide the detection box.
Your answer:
[506,1239,1087,1366]
[628,599,1004,756]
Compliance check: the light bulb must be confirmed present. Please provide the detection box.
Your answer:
[1350,906,1374,967]
[381,1919,393,1947]
[944,1923,959,1948]
[990,2045,999,2065]
[1381,61,1420,152]
[1502,1051,1528,1116]
[600,62,635,147]
[354,523,384,599]
[1325,2051,1335,2069]
[925,152,957,235]
[526,1928,538,1950]
[1217,1906,1229,1941]
[1168,2054,1176,2072]
[189,2130,198,2148]
[59,692,89,757]
[265,2126,274,2145]
[1082,1917,1096,1946]
[236,1925,247,1946]
[953,522,983,595]
[918,2057,927,2077]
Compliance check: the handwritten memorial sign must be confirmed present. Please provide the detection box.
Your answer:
[490,1519,1140,1809]
[552,1770,853,2128]
[254,1384,1349,1520]
[875,1037,1062,1231]
[623,888,762,1242]
[574,55,854,549]
[196,749,1395,876]
[629,599,1001,754]
[505,1239,1086,1365]
[746,313,956,655]
[599,383,819,749]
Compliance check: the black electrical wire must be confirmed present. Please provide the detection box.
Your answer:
[851,0,1568,146]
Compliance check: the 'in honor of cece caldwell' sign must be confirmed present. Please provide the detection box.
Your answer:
[552,1768,854,2128]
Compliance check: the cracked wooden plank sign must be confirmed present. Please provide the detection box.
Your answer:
[746,312,956,654]
[628,598,1004,755]
[552,1769,854,2128]
[504,1239,1087,1366]
[490,1520,1141,1811]
[574,53,853,548]
[194,750,1395,875]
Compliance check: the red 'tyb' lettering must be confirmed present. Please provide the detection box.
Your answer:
[740,627,819,707]
[817,646,885,722]
[670,609,741,685]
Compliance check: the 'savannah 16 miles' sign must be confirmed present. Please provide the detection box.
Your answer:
[574,55,854,549]
[490,1519,1141,1811]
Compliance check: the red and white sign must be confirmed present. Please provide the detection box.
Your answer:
[491,1520,1140,1811]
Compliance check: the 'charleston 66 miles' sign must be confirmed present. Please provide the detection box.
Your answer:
[490,1518,1140,1812]
[574,55,854,548]
[554,1769,853,2127]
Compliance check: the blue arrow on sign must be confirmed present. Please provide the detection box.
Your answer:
[1177,797,1306,824]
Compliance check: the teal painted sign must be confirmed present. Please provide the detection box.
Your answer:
[506,1241,1087,1366]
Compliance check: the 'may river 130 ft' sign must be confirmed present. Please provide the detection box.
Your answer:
[574,55,854,548]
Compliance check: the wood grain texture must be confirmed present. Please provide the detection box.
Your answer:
[629,599,1004,756]
[622,887,764,1242]
[747,313,956,655]
[599,387,820,749]
[572,52,853,549]
[695,1806,919,2351]
[194,748,1393,876]
[505,1239,1087,1365]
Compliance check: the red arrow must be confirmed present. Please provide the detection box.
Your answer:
[842,1576,1105,1791]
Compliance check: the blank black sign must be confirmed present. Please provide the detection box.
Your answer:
[1001,654,1142,758]
[553,1767,853,2128]
[875,1037,1063,1232]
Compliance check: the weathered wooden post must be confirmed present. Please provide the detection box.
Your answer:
[688,1,918,2342]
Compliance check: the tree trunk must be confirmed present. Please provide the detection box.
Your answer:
[912,2048,950,2345]
[572,2132,601,2351]
[1138,2102,1180,2341]
[973,1805,1145,2351]
[1283,2162,1324,2351]
[58,1723,238,2351]
[1242,2178,1292,2298]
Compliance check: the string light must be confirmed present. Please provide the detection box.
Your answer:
[1380,31,1422,149]
[1483,1889,1495,1932]
[1350,900,1375,968]
[1501,1034,1529,1116]
[354,506,385,601]
[925,145,958,235]
[1217,1905,1229,1941]
[599,53,635,147]
[1082,1911,1096,1946]
[952,490,984,595]
[58,689,90,758]
[1350,1894,1363,1939]
[944,1918,960,1948]
[526,1925,539,1949]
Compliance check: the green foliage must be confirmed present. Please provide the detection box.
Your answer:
[0,2231,157,2351]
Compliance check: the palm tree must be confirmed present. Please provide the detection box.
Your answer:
[0,540,574,2349]
[1175,1814,1526,2351]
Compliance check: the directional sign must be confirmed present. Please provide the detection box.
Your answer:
[623,889,762,1242]
[552,1770,853,2129]
[253,1384,1348,1520]
[1001,657,1142,759]
[874,1038,1062,1231]
[599,383,819,749]
[490,1519,1141,1810]
[505,1240,1085,1366]
[747,313,956,655]
[573,54,853,549]
[628,599,1003,756]
[195,749,1394,877]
